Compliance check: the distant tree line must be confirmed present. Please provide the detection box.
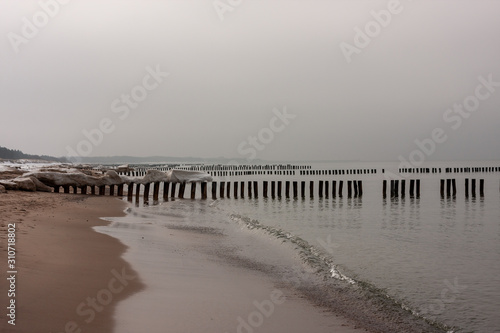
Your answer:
[0,146,66,162]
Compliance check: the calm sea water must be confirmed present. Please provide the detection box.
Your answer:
[107,161,500,332]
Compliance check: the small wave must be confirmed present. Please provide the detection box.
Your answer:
[230,213,356,284]
[229,212,455,333]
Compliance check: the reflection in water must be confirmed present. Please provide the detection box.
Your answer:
[114,174,500,333]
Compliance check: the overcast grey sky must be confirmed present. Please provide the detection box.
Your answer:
[1,0,499,162]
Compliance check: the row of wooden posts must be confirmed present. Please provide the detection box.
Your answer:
[134,180,364,200]
[52,180,364,201]
[118,164,500,177]
[440,178,485,197]
[53,178,488,201]
[399,166,500,174]
[383,179,421,198]
[382,178,486,198]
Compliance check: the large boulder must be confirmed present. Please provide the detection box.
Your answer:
[104,170,124,185]
[0,180,18,190]
[0,184,6,193]
[139,170,169,184]
[28,176,54,192]
[11,177,36,191]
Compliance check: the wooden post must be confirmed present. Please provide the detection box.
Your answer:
[64,185,70,194]
[263,181,268,198]
[400,180,405,197]
[144,183,150,200]
[134,184,140,200]
[452,179,456,197]
[293,181,298,198]
[332,181,337,198]
[99,185,105,195]
[227,181,231,198]
[446,179,451,197]
[240,181,244,198]
[72,186,78,194]
[277,181,282,198]
[179,183,186,199]
[201,182,207,199]
[171,183,177,198]
[440,179,445,197]
[325,181,329,198]
[127,183,134,201]
[109,185,115,196]
[81,186,87,195]
[271,181,276,198]
[353,180,358,197]
[347,181,352,198]
[383,180,387,198]
[118,184,124,196]
[480,179,484,197]
[151,182,158,200]
[319,181,324,198]
[390,180,394,197]
[253,181,258,198]
[301,181,305,198]
[248,181,252,198]
[211,182,217,199]
[358,180,363,197]
[309,181,314,198]
[394,180,399,197]
[339,181,343,197]
[465,178,469,197]
[190,182,196,199]
[233,181,238,198]
[163,182,170,200]
[409,179,415,197]
[416,179,421,197]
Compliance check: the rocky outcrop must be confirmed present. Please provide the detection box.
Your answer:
[0,177,36,191]
[0,167,212,193]
[27,176,54,192]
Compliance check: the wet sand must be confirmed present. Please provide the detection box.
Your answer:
[99,209,366,333]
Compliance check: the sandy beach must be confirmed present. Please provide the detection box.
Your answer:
[0,192,143,333]
[0,191,366,333]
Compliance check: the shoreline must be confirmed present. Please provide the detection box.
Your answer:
[101,199,451,333]
[0,192,143,333]
[97,210,366,333]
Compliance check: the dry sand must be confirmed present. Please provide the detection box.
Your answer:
[1,191,364,333]
[0,192,143,333]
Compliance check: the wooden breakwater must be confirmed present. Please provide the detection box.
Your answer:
[440,178,485,198]
[113,164,500,178]
[43,162,500,202]
[51,180,365,201]
[49,177,495,203]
